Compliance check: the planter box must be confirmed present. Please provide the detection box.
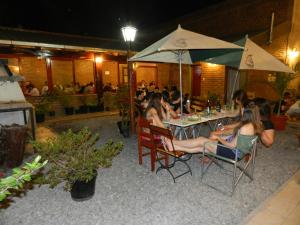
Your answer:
[271,115,288,131]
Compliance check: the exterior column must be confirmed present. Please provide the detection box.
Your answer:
[128,59,137,134]
[45,57,53,91]
[94,54,103,102]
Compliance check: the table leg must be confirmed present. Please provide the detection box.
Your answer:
[29,108,36,140]
[23,110,27,124]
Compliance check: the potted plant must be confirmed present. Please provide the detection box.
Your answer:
[86,97,99,113]
[31,127,123,201]
[78,95,89,114]
[34,97,50,123]
[115,85,130,138]
[59,94,74,115]
[271,72,295,130]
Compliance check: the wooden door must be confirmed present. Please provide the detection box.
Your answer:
[192,65,202,97]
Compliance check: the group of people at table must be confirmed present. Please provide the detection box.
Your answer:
[142,89,275,160]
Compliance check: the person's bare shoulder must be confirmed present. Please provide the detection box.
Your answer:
[240,123,255,135]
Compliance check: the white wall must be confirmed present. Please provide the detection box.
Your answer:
[0,81,27,125]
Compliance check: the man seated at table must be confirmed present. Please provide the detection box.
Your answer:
[286,98,300,120]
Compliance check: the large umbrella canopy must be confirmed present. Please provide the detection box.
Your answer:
[199,37,294,100]
[130,25,242,64]
[130,25,243,115]
[201,37,294,73]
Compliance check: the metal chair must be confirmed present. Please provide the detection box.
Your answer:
[201,136,258,196]
[137,117,168,171]
[149,124,192,182]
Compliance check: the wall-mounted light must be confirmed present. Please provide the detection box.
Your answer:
[288,48,299,60]
[207,62,218,67]
[95,57,103,63]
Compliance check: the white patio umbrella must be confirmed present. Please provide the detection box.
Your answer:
[130,25,243,115]
[200,37,295,100]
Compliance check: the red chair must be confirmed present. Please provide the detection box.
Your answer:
[149,124,192,182]
[137,117,168,171]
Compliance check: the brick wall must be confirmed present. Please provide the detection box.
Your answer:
[157,63,170,88]
[74,59,94,86]
[102,61,119,87]
[200,63,225,100]
[19,57,47,91]
[144,0,293,43]
[136,66,156,85]
[51,60,73,87]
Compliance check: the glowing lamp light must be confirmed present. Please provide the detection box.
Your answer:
[207,62,218,67]
[121,26,137,42]
[288,48,299,59]
[95,57,103,63]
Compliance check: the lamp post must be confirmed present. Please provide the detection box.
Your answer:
[121,25,137,135]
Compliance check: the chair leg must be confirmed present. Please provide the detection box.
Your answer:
[138,143,143,165]
[150,147,156,172]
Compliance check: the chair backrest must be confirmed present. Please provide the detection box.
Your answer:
[137,116,152,142]
[149,124,175,151]
[236,134,258,157]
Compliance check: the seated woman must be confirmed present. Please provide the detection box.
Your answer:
[253,98,275,147]
[210,89,249,138]
[145,93,177,124]
[146,94,261,159]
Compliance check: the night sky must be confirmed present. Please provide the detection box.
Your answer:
[1,0,224,40]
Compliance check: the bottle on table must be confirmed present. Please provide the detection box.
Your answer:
[186,99,191,113]
[206,99,211,115]
[216,98,221,112]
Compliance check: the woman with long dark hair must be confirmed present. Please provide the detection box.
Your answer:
[253,97,275,147]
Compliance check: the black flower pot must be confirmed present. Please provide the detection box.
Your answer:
[98,104,104,112]
[64,107,74,115]
[48,111,55,117]
[79,105,88,114]
[71,174,97,201]
[88,105,97,113]
[117,121,130,138]
[36,113,45,123]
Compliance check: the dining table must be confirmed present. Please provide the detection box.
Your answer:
[163,109,239,140]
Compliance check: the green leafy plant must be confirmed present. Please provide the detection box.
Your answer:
[59,94,72,108]
[0,156,47,201]
[31,128,123,191]
[207,92,219,105]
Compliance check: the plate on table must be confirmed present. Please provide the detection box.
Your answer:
[187,115,200,121]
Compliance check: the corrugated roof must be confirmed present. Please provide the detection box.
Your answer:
[0,26,144,52]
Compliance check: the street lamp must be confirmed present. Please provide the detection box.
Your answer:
[121,25,137,135]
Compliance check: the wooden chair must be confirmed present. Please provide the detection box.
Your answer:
[149,124,192,182]
[137,117,168,171]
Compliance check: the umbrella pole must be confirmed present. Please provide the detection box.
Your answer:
[230,70,240,102]
[179,50,183,118]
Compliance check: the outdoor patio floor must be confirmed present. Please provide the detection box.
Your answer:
[0,115,299,225]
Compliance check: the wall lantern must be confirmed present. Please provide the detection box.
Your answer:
[288,48,299,60]
[95,57,103,63]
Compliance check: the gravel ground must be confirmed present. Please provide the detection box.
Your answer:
[1,115,299,225]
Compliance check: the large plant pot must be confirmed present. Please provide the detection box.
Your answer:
[71,174,97,201]
[1,125,27,168]
[48,111,55,117]
[79,105,88,114]
[64,107,74,115]
[36,113,45,123]
[271,115,288,131]
[117,121,130,138]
